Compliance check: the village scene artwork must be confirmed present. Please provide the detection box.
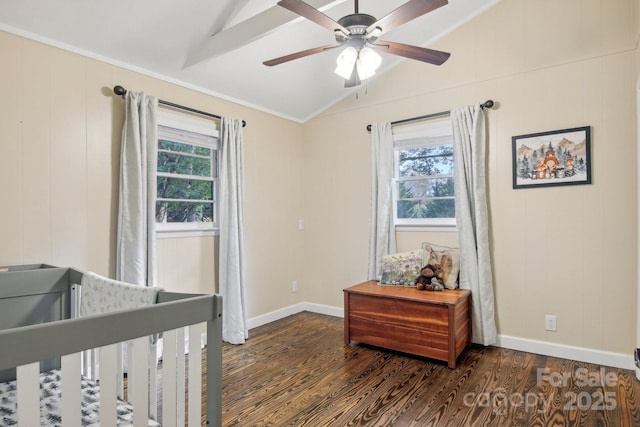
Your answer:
[512,126,591,189]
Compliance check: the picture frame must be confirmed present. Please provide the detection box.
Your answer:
[512,126,591,189]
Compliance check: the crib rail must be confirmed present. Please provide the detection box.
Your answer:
[0,292,222,427]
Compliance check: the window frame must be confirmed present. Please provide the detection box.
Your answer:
[391,117,457,229]
[155,108,220,237]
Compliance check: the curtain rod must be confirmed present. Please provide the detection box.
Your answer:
[113,85,246,128]
[365,99,494,132]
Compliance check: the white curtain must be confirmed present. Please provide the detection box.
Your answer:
[116,91,158,287]
[219,117,248,344]
[367,122,396,280]
[452,105,497,345]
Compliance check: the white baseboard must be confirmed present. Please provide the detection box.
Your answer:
[247,302,343,329]
[496,335,635,370]
[247,303,307,329]
[248,303,635,370]
[303,302,344,318]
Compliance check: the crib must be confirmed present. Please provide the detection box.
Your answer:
[0,264,222,427]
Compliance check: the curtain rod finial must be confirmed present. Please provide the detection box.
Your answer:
[113,85,127,97]
[481,100,494,109]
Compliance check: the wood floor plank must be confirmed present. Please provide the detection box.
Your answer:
[218,312,640,426]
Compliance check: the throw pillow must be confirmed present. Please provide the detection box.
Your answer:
[421,242,460,289]
[380,249,428,286]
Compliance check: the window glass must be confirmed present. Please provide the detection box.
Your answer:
[156,118,219,233]
[393,118,456,227]
[398,145,454,177]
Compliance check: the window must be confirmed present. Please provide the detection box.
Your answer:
[392,117,456,228]
[156,109,219,234]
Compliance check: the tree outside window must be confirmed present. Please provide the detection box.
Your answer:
[156,124,218,232]
[392,119,456,227]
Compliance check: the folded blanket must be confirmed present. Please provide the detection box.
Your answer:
[80,272,159,317]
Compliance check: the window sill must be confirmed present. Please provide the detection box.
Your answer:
[156,229,219,239]
[395,225,457,233]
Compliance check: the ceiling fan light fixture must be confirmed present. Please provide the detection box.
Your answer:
[334,46,358,79]
[269,0,451,87]
[356,46,381,80]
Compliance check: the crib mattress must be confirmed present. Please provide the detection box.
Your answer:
[0,369,160,427]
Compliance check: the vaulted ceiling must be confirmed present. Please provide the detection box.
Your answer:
[0,0,499,122]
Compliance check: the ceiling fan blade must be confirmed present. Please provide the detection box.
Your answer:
[367,0,448,36]
[370,40,450,65]
[263,44,340,66]
[278,0,349,35]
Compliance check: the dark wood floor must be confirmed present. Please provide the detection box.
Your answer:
[219,311,640,426]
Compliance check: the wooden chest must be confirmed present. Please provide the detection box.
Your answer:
[344,281,471,368]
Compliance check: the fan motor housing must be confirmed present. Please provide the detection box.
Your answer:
[338,13,377,35]
[264,0,451,74]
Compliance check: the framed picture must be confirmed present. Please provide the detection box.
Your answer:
[512,126,591,189]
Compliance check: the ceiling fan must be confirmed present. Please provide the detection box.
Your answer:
[263,0,451,87]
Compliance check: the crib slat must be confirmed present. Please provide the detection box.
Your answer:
[17,362,39,426]
[177,327,186,425]
[149,341,158,420]
[82,349,90,378]
[188,323,203,427]
[99,344,118,426]
[89,348,98,379]
[61,352,82,427]
[131,337,150,427]
[82,348,96,379]
[71,283,81,318]
[117,342,124,398]
[163,328,178,427]
[93,348,99,379]
[127,339,134,399]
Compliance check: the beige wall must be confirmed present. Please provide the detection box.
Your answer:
[0,30,306,319]
[1,0,639,359]
[303,0,639,355]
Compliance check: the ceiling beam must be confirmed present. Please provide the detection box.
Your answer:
[207,0,253,36]
[183,0,349,68]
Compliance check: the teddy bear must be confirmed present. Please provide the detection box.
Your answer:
[414,264,444,291]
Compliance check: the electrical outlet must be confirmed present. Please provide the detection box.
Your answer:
[291,280,298,293]
[298,219,304,230]
[545,315,557,331]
